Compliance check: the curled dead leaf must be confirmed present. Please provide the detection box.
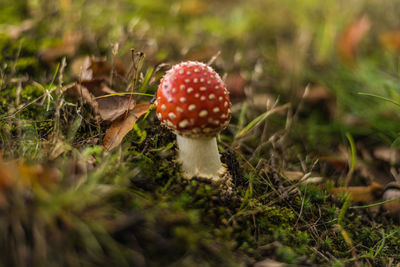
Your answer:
[103,103,152,151]
[97,96,136,122]
[331,182,384,202]
[67,80,136,122]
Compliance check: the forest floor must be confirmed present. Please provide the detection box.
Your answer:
[1,0,400,266]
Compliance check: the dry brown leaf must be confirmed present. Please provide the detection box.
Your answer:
[103,103,151,151]
[97,95,136,122]
[68,80,136,122]
[80,79,115,97]
[331,182,384,202]
[337,15,371,64]
[380,31,400,52]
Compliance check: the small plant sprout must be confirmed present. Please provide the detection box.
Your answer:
[155,61,231,181]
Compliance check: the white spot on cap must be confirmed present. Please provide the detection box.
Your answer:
[180,97,187,103]
[199,110,208,118]
[177,107,183,113]
[180,85,185,90]
[213,107,220,113]
[168,98,173,103]
[218,96,223,102]
[224,101,229,107]
[187,87,194,93]
[192,128,201,133]
[157,113,162,119]
[212,119,220,125]
[172,88,177,93]
[188,104,196,111]
[186,71,191,75]
[179,70,184,74]
[168,112,177,120]
[207,81,211,85]
[193,78,198,83]
[210,75,215,79]
[203,128,213,133]
[185,79,190,83]
[209,94,216,100]
[194,68,200,73]
[200,96,206,101]
[200,87,207,91]
[215,86,220,90]
[220,114,227,119]
[161,104,167,111]
[200,78,205,82]
[179,119,189,128]
[166,120,174,127]
[157,97,161,101]
[172,77,177,80]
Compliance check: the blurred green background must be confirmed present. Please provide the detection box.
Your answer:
[2,0,400,266]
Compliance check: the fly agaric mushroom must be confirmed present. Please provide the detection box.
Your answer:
[155,61,231,180]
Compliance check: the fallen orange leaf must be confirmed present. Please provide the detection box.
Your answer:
[68,80,136,122]
[103,103,152,151]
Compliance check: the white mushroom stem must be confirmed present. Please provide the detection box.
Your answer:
[176,135,225,181]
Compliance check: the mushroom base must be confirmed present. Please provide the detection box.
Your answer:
[176,135,226,181]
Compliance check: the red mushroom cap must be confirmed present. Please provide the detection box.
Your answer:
[156,61,231,137]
